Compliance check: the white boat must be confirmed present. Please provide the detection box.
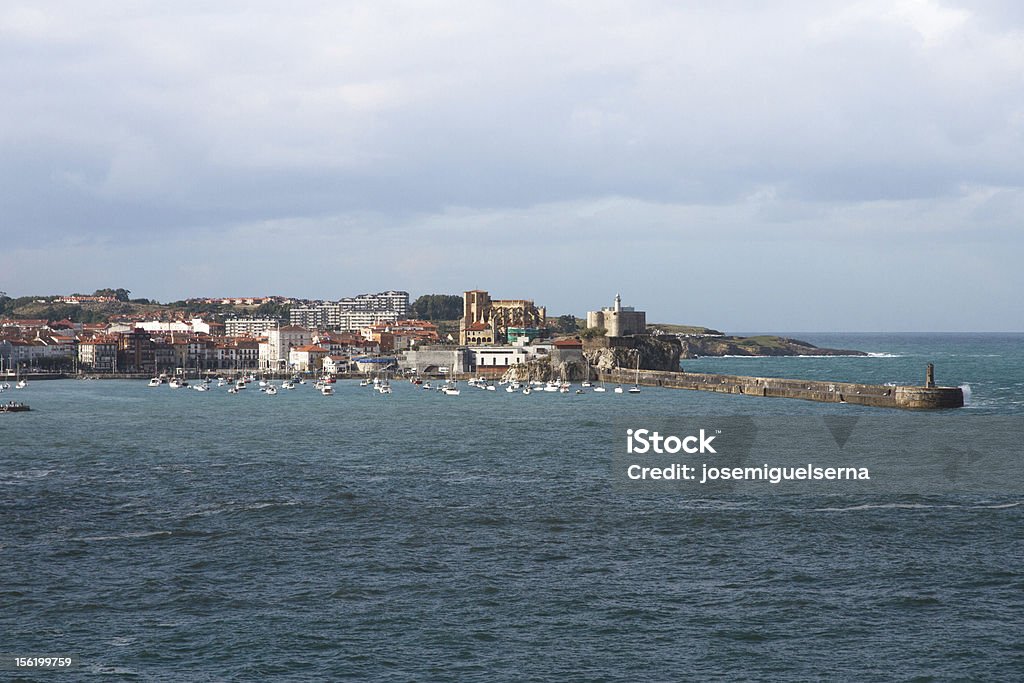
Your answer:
[442,387,460,396]
[169,378,185,389]
[506,385,516,393]
[217,379,228,387]
[581,381,592,388]
[193,384,209,392]
[486,385,496,391]
[235,380,246,390]
[15,379,27,389]
[321,385,334,396]
[265,385,278,395]
[614,386,624,393]
[281,380,295,390]
[629,355,641,393]
[522,386,532,395]
[227,387,238,394]
[147,377,161,387]
[593,385,606,393]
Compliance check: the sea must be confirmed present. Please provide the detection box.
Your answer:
[2,333,1022,681]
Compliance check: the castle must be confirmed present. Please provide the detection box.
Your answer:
[586,294,646,337]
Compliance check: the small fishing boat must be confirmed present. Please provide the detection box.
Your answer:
[629,356,641,393]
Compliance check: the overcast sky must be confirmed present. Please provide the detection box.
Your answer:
[2,1,1022,330]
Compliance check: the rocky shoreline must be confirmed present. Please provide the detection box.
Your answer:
[677,335,867,359]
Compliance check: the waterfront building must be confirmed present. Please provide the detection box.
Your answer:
[77,337,118,372]
[470,346,530,374]
[289,345,329,372]
[260,325,311,370]
[322,355,350,375]
[118,329,157,375]
[400,346,474,375]
[586,294,646,337]
[459,290,546,345]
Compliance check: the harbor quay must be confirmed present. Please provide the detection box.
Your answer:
[601,365,964,410]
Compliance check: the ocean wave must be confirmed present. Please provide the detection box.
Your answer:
[811,501,1022,512]
[182,500,300,519]
[0,468,55,483]
[74,530,173,542]
[866,352,903,358]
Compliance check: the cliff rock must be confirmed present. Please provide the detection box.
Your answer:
[677,336,866,359]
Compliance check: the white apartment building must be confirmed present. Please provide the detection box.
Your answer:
[259,325,311,370]
[289,291,409,330]
[225,318,281,337]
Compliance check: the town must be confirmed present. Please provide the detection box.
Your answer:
[0,289,964,410]
[0,289,652,381]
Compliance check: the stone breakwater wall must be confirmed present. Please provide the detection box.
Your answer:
[601,368,964,410]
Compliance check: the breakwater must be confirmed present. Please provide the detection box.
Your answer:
[601,364,963,410]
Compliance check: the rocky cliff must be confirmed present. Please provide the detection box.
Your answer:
[583,336,682,373]
[677,335,866,359]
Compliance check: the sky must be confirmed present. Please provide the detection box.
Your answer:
[2,0,1023,331]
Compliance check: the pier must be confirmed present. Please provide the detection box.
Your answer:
[601,363,963,410]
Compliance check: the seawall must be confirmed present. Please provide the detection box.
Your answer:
[601,368,964,410]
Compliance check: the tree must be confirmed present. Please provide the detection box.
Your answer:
[93,288,131,302]
[580,327,607,339]
[410,294,463,320]
[553,314,580,334]
[254,301,290,319]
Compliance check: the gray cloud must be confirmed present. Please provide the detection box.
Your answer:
[1,1,1022,329]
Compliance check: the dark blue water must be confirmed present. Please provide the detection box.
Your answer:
[2,334,1022,680]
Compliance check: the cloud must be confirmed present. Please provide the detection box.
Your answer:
[1,1,1022,329]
